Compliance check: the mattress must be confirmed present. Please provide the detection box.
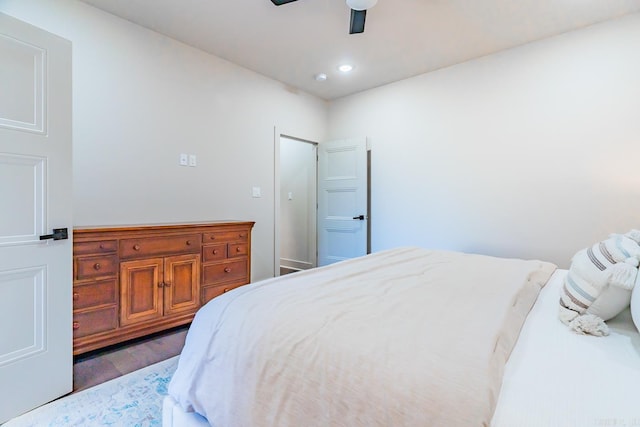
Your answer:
[163,268,640,427]
[491,269,640,427]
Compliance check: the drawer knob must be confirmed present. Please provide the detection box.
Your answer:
[236,247,241,252]
[73,293,79,300]
[99,244,105,249]
[133,244,140,251]
[158,282,164,288]
[213,249,218,255]
[239,234,245,238]
[186,240,192,246]
[164,281,171,287]
[210,236,216,240]
[94,263,101,270]
[73,322,80,330]
[224,267,231,273]
[223,288,230,293]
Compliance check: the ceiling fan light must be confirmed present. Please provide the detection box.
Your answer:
[346,0,377,11]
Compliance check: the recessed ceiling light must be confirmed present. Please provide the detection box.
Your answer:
[314,73,328,81]
[338,64,353,73]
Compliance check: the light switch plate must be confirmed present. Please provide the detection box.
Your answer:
[189,154,197,167]
[179,153,188,166]
[252,187,262,198]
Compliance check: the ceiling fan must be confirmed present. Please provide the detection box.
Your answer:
[270,0,378,34]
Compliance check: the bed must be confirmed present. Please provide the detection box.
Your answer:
[163,247,640,427]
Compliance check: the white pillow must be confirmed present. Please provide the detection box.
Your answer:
[631,272,640,333]
[559,230,640,336]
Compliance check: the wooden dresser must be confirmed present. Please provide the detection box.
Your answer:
[72,221,254,355]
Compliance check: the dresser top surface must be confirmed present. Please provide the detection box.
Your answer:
[74,220,255,234]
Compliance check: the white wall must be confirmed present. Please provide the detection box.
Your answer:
[3,1,639,273]
[1,0,328,281]
[328,13,640,268]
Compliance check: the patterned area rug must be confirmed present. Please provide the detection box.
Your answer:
[4,356,178,427]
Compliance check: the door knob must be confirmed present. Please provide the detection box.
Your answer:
[39,228,69,241]
[352,215,365,220]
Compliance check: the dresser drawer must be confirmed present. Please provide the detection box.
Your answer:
[202,230,249,243]
[73,306,118,338]
[228,243,248,258]
[74,240,117,255]
[202,244,227,262]
[202,259,247,285]
[120,234,201,259]
[75,255,118,280]
[73,279,117,310]
[201,281,244,304]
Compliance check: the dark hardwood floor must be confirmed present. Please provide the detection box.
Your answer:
[72,325,189,393]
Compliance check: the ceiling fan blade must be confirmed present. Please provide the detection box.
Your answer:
[271,0,298,5]
[349,9,366,34]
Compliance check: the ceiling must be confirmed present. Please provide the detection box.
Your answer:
[79,0,640,100]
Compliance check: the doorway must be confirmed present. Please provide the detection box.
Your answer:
[277,136,318,275]
[274,133,371,277]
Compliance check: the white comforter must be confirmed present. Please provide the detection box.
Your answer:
[168,247,556,426]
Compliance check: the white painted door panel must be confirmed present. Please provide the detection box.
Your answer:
[0,13,72,423]
[318,137,368,266]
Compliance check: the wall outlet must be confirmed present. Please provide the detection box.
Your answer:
[189,154,197,167]
[179,153,188,166]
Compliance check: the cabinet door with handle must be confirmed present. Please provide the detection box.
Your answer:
[163,254,201,316]
[120,257,164,326]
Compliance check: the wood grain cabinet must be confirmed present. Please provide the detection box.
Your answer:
[72,221,254,355]
[201,228,251,303]
[72,239,119,341]
[120,253,201,326]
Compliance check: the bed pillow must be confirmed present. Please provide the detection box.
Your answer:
[631,273,640,333]
[559,229,640,336]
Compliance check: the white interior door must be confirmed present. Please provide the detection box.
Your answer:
[0,13,73,423]
[318,137,369,266]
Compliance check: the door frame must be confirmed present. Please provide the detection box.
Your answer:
[273,128,319,277]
